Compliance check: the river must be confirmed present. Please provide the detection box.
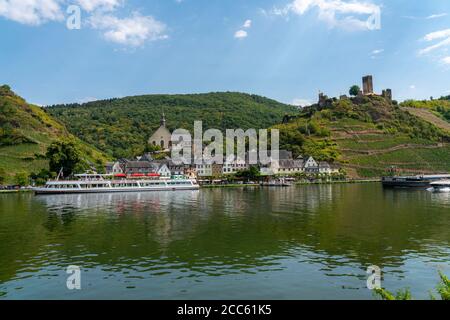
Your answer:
[0,183,449,299]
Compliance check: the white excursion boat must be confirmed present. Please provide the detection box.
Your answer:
[33,174,200,195]
[428,180,450,193]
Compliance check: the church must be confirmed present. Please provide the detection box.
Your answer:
[148,113,172,151]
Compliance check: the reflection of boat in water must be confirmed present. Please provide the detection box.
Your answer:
[382,175,450,189]
[33,173,199,195]
[260,178,293,187]
[428,180,450,193]
[36,189,200,211]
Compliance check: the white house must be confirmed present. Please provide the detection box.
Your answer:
[105,161,123,174]
[222,156,249,175]
[303,156,319,173]
[157,163,172,177]
[196,164,213,177]
[277,159,305,175]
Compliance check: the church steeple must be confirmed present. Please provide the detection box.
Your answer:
[160,112,166,127]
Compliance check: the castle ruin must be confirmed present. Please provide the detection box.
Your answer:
[318,75,393,105]
[362,75,374,95]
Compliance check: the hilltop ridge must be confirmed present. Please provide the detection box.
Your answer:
[274,93,450,177]
[0,85,109,183]
[2,83,450,181]
[47,92,298,158]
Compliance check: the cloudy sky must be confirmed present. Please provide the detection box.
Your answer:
[1,0,450,105]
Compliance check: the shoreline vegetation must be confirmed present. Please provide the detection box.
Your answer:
[375,271,450,300]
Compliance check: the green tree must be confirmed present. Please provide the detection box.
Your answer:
[236,166,260,182]
[15,171,29,186]
[349,85,360,97]
[375,271,450,300]
[0,84,12,96]
[30,169,52,186]
[0,167,6,185]
[145,143,162,153]
[46,140,83,177]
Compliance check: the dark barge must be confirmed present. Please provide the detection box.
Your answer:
[382,174,450,189]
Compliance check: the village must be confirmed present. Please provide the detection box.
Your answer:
[105,113,342,184]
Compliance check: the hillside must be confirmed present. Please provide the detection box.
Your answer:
[0,85,109,184]
[400,98,450,132]
[274,95,450,178]
[47,92,298,158]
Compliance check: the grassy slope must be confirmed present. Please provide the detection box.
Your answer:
[274,96,450,178]
[0,86,109,184]
[47,92,298,158]
[400,99,450,132]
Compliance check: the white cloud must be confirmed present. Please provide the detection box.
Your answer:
[234,19,251,39]
[370,48,383,59]
[0,0,121,26]
[442,56,450,65]
[403,13,447,20]
[234,29,247,39]
[79,96,98,103]
[409,85,416,90]
[76,0,123,12]
[0,0,168,48]
[419,29,450,55]
[426,13,447,19]
[243,19,252,28]
[272,0,381,31]
[89,12,167,47]
[423,28,450,42]
[0,0,64,25]
[292,98,313,107]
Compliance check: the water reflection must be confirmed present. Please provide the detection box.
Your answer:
[0,184,449,299]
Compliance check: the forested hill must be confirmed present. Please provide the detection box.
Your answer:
[48,92,298,158]
[274,95,450,178]
[0,85,108,183]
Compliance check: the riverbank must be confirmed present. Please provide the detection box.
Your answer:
[200,179,381,188]
[201,184,260,189]
[296,178,381,185]
[0,189,33,194]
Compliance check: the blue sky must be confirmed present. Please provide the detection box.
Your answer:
[1,0,450,106]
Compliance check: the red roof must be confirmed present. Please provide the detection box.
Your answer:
[147,173,160,177]
[131,173,145,177]
[114,173,127,177]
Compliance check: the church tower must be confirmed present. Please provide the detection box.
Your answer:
[160,112,166,127]
[148,112,172,151]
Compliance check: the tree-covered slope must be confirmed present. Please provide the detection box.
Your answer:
[0,85,109,184]
[274,95,450,178]
[47,92,298,158]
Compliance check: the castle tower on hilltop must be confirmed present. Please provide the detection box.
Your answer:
[382,89,392,101]
[362,75,374,95]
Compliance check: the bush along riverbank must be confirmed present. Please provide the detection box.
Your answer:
[375,272,450,300]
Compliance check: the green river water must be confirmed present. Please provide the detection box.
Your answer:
[0,183,449,299]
